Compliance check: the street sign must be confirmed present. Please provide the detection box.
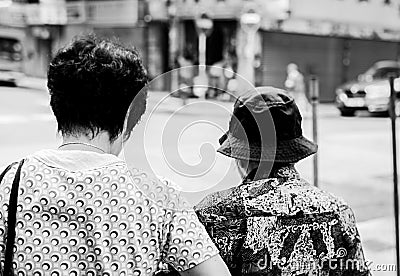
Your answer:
[240,12,261,26]
[240,9,261,33]
[195,12,213,35]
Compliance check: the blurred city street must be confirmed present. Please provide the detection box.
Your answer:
[0,0,400,274]
[0,79,398,274]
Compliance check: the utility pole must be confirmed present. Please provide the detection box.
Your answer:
[388,74,400,276]
[309,75,319,187]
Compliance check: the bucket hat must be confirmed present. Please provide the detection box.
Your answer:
[218,86,317,163]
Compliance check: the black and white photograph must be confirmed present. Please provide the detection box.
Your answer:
[0,0,399,275]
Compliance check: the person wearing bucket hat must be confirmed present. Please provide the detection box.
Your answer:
[195,87,370,276]
[217,86,317,164]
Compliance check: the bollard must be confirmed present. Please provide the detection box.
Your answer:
[309,76,319,187]
[388,74,400,276]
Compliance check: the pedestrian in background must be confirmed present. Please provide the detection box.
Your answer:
[176,49,195,99]
[285,63,310,117]
[0,35,231,276]
[195,87,370,276]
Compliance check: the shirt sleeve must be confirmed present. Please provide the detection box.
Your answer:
[338,207,371,275]
[162,203,220,272]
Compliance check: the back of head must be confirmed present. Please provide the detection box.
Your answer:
[287,63,298,73]
[47,34,148,141]
[218,86,317,164]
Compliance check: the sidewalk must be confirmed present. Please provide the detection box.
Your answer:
[146,91,340,118]
[7,79,399,274]
[358,216,397,275]
[17,76,47,91]
[14,77,342,119]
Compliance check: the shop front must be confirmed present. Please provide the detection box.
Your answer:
[259,32,400,102]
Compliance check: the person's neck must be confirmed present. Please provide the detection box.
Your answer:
[244,162,292,182]
[60,132,112,155]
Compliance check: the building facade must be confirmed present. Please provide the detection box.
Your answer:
[261,0,400,102]
[0,0,150,79]
[1,0,400,100]
[158,0,400,101]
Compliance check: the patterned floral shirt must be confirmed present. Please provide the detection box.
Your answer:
[195,165,371,276]
[0,150,219,275]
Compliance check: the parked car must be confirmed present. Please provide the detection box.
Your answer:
[364,77,400,116]
[0,36,24,86]
[335,60,400,116]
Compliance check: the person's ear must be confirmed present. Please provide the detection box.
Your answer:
[110,134,124,156]
[235,159,247,178]
[122,88,148,144]
[122,128,131,143]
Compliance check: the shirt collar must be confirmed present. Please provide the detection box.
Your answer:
[271,164,300,179]
[31,149,124,171]
[243,164,300,182]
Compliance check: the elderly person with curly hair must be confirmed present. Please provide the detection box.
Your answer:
[0,35,231,276]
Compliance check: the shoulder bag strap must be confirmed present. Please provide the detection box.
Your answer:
[3,159,24,274]
[0,163,17,185]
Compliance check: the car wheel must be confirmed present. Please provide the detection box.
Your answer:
[340,108,355,117]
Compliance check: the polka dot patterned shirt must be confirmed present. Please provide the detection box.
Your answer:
[0,150,219,275]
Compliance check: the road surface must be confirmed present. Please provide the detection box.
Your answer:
[0,82,397,273]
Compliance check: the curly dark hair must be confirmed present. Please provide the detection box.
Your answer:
[47,34,148,141]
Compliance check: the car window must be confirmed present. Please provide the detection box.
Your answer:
[372,67,400,79]
[0,38,22,61]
